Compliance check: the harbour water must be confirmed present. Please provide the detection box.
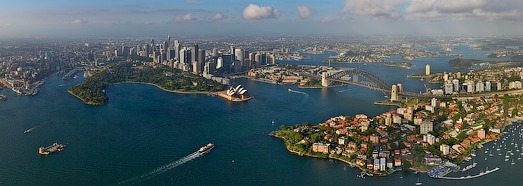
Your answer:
[1,46,523,185]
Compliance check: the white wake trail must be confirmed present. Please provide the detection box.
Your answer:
[118,151,202,185]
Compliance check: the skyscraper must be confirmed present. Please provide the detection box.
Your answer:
[191,44,199,66]
[425,64,430,75]
[179,48,187,65]
[216,57,223,69]
[174,40,180,62]
[198,49,205,73]
[254,53,261,68]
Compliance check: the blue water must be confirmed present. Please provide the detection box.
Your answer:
[0,46,522,185]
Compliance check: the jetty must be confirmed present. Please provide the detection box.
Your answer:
[438,167,500,180]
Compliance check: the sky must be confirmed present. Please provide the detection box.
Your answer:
[1,0,523,38]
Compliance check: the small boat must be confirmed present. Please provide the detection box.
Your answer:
[272,121,275,125]
[24,129,30,134]
[198,143,214,153]
[288,88,292,92]
[512,159,516,165]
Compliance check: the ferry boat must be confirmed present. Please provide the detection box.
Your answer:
[198,143,214,153]
[38,143,65,155]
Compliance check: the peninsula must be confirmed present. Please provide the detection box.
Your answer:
[273,66,523,177]
[68,62,225,105]
[272,94,522,176]
[383,62,412,69]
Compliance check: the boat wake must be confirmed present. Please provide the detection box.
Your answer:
[118,151,202,185]
[24,126,38,134]
[289,89,309,97]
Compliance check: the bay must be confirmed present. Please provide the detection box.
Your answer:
[0,46,522,186]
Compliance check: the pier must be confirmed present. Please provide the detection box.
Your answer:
[438,167,500,180]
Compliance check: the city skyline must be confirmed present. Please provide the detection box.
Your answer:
[1,0,523,38]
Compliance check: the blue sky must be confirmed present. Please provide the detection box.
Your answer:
[0,0,522,38]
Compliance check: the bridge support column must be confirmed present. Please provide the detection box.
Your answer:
[391,85,398,101]
[321,72,329,87]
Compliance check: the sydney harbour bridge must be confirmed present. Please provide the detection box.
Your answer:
[303,68,449,99]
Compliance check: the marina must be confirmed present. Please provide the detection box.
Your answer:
[439,167,500,180]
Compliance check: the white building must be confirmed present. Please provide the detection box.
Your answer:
[440,144,450,155]
[452,79,460,92]
[423,134,436,145]
[380,158,386,171]
[476,81,484,92]
[485,81,492,91]
[444,81,454,94]
[420,121,433,134]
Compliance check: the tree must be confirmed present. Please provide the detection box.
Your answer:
[457,132,467,141]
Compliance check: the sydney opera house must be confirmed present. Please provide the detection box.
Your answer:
[218,84,252,102]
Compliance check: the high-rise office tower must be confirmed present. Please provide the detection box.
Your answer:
[179,48,186,65]
[151,39,155,52]
[216,57,223,69]
[167,34,171,49]
[254,53,261,68]
[145,44,150,57]
[191,45,199,66]
[268,53,275,65]
[230,46,236,63]
[174,40,180,62]
[198,49,205,73]
[425,64,430,75]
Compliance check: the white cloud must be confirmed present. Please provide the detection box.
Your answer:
[321,17,334,23]
[406,0,437,14]
[242,4,280,20]
[438,0,486,13]
[344,0,402,19]
[406,0,523,21]
[297,5,315,18]
[175,14,196,23]
[213,13,227,21]
[71,19,87,24]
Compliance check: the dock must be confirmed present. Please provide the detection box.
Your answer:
[438,167,500,180]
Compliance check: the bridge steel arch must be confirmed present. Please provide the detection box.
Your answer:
[327,68,391,92]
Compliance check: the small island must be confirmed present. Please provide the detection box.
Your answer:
[383,62,412,69]
[68,62,225,105]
